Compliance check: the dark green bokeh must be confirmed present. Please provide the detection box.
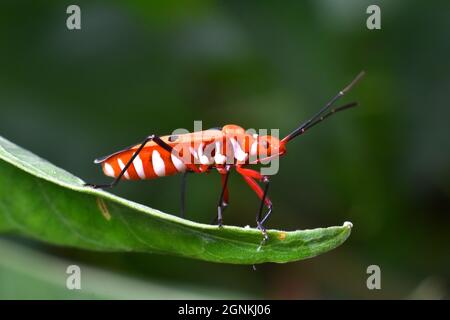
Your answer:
[0,0,449,299]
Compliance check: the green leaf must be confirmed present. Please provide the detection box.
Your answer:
[0,136,352,264]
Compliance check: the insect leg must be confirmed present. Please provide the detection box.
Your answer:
[155,136,201,217]
[258,176,272,226]
[235,166,263,180]
[213,165,231,226]
[180,170,190,218]
[220,171,230,206]
[238,171,272,241]
[257,177,272,246]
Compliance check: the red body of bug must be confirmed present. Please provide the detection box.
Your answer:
[96,125,284,181]
[88,72,364,241]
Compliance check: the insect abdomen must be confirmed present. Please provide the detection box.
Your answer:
[100,147,185,180]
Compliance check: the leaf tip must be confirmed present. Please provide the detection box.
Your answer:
[343,221,353,229]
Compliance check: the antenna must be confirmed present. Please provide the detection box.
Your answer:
[281,71,365,144]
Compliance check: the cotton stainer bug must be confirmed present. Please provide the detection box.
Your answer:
[86,71,364,242]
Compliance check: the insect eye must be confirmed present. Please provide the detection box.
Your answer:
[168,135,178,142]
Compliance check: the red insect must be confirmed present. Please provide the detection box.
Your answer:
[86,72,364,241]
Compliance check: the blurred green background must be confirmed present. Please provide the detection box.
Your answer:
[1,0,449,299]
